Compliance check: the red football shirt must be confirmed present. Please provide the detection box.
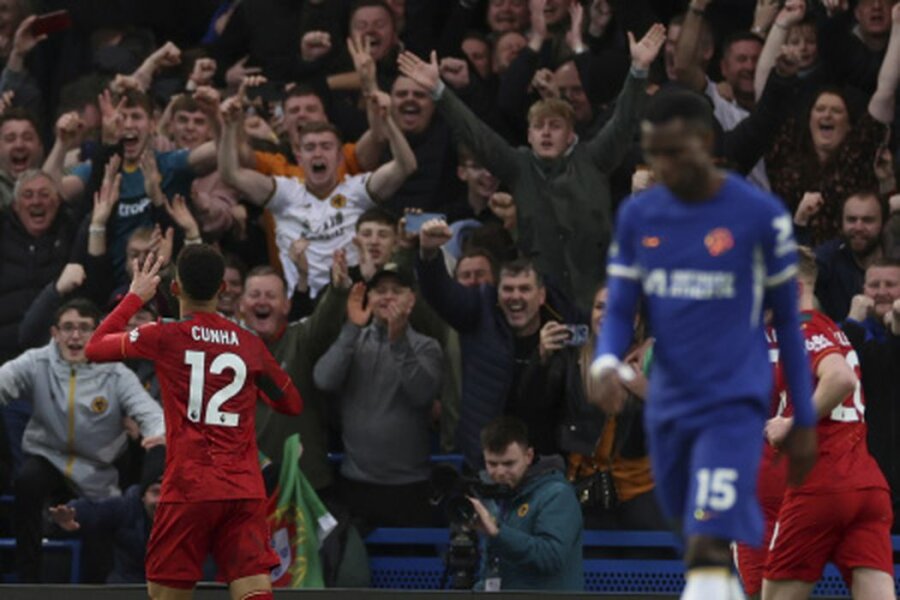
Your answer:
[758,327,787,510]
[777,310,887,494]
[87,293,302,503]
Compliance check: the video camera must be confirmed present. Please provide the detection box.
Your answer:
[430,464,514,590]
[430,464,514,526]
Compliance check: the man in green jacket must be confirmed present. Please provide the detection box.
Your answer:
[240,258,349,493]
[397,24,666,310]
[469,416,583,591]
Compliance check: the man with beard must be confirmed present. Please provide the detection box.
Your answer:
[0,109,44,212]
[814,191,885,322]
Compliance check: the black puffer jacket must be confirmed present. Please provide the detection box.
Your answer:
[0,209,77,364]
[416,252,584,468]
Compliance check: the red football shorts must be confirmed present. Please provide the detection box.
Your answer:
[734,495,782,596]
[735,448,786,596]
[765,487,894,586]
[146,499,278,586]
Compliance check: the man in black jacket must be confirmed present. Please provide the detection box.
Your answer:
[0,169,80,490]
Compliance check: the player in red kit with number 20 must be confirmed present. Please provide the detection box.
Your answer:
[761,247,894,600]
[86,245,302,600]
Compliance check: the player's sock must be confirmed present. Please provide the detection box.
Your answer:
[238,591,273,600]
[681,566,734,600]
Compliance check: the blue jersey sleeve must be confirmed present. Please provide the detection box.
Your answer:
[157,149,190,174]
[594,198,642,363]
[71,162,91,184]
[761,202,816,427]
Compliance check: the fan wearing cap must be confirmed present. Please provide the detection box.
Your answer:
[313,263,443,529]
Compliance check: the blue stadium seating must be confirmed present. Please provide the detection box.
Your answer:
[364,527,900,595]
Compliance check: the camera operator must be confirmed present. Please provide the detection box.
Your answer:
[467,416,583,591]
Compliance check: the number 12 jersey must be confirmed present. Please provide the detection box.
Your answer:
[86,293,302,503]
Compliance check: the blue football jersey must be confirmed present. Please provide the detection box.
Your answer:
[599,173,799,422]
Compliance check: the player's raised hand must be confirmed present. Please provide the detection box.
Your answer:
[346,281,372,326]
[782,423,817,487]
[628,23,666,71]
[49,504,80,532]
[129,252,165,302]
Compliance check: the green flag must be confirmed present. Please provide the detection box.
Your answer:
[268,434,337,588]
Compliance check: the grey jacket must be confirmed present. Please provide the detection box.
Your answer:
[436,70,647,310]
[0,342,164,499]
[313,320,443,485]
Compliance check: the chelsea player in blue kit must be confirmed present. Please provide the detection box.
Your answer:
[591,91,818,600]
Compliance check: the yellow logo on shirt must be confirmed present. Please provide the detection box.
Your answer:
[330,194,348,209]
[517,503,529,518]
[91,396,109,414]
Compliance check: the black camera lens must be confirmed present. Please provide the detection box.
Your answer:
[447,495,476,524]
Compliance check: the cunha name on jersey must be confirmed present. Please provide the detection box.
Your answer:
[191,326,240,346]
[642,268,736,300]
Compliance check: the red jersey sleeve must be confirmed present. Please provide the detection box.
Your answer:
[86,293,163,362]
[802,321,842,373]
[255,340,302,416]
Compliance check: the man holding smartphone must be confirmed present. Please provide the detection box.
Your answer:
[417,219,583,468]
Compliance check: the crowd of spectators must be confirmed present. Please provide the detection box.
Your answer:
[0,0,898,588]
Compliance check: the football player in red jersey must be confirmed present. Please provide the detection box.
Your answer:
[761,247,894,600]
[733,325,788,599]
[86,245,302,600]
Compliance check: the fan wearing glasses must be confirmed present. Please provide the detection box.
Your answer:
[0,297,164,583]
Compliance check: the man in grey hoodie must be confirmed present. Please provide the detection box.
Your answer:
[0,297,164,582]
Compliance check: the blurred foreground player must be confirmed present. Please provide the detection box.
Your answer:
[761,248,894,600]
[86,245,302,600]
[590,90,817,600]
